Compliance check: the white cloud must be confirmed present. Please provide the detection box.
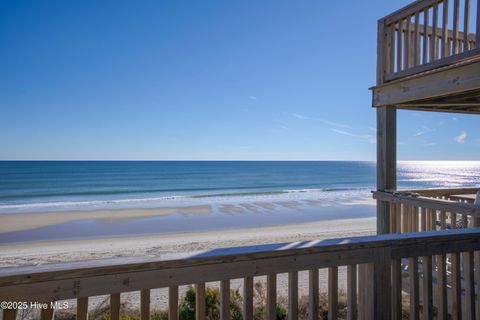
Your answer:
[291,113,351,129]
[331,129,375,143]
[414,125,435,137]
[249,96,257,100]
[454,131,467,144]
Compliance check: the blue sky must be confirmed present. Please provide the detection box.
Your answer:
[1,1,479,161]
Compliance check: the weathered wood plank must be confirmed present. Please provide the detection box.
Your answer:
[437,254,448,320]
[451,252,462,319]
[196,283,206,320]
[308,269,319,320]
[267,274,277,320]
[168,286,178,320]
[2,309,17,320]
[409,257,419,320]
[453,0,460,54]
[41,304,55,320]
[243,277,253,320]
[288,272,298,320]
[110,293,120,320]
[422,256,433,320]
[376,106,396,235]
[140,289,150,320]
[77,297,88,320]
[373,248,391,320]
[328,267,338,320]
[442,0,449,58]
[220,279,231,320]
[463,251,475,320]
[431,2,438,61]
[463,0,471,52]
[346,265,357,320]
[391,259,402,320]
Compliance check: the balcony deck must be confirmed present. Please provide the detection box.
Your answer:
[371,0,480,114]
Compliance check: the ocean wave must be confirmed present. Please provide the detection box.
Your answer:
[0,187,370,213]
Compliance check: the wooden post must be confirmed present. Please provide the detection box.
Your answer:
[376,106,396,235]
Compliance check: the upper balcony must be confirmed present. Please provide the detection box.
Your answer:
[372,0,480,114]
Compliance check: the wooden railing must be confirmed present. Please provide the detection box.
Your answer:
[378,0,480,83]
[373,188,480,320]
[2,229,480,320]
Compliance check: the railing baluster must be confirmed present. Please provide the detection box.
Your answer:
[423,9,429,63]
[409,257,419,320]
[389,202,396,233]
[110,293,120,320]
[397,20,404,71]
[328,267,338,320]
[221,279,231,320]
[77,297,89,320]
[453,0,460,54]
[464,250,475,319]
[414,12,420,65]
[347,265,357,320]
[267,274,277,320]
[308,269,319,320]
[431,2,439,61]
[168,286,178,320]
[402,204,409,233]
[437,254,448,320]
[396,203,402,233]
[391,259,402,320]
[141,289,150,320]
[451,252,462,319]
[405,16,412,68]
[442,0,450,57]
[421,207,427,231]
[476,0,480,47]
[389,25,395,74]
[288,272,298,320]
[463,0,471,52]
[422,256,433,320]
[243,277,254,320]
[41,303,55,320]
[196,283,206,320]
[2,309,17,320]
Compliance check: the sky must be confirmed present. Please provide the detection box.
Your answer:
[0,1,479,161]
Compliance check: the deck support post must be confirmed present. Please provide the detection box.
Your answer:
[376,18,397,235]
[376,107,396,234]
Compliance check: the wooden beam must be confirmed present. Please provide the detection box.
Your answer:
[373,58,480,107]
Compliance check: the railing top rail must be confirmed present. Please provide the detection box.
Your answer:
[382,0,439,25]
[373,190,480,215]
[1,229,480,287]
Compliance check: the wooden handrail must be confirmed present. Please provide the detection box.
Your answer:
[2,229,480,319]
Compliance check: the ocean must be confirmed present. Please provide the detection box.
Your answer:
[0,161,479,242]
[1,160,479,214]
